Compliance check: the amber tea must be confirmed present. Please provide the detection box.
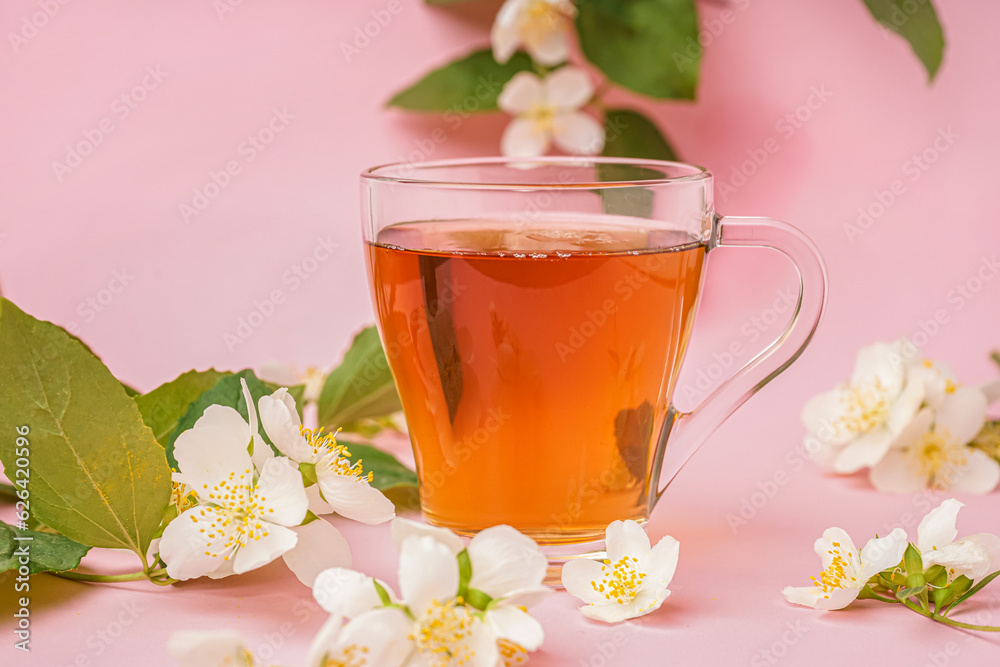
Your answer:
[366,220,705,543]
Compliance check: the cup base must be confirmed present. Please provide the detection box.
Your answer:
[539,538,608,588]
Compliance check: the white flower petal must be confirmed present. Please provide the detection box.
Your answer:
[232,523,298,575]
[642,534,679,588]
[174,422,252,495]
[560,558,607,605]
[167,631,249,667]
[814,528,860,575]
[630,585,669,619]
[552,111,604,155]
[501,118,551,157]
[606,520,650,563]
[487,605,545,651]
[527,26,570,66]
[307,608,413,667]
[318,474,395,525]
[802,388,852,445]
[869,450,927,494]
[917,499,962,552]
[498,71,543,115]
[579,599,639,623]
[859,528,908,577]
[851,341,905,396]
[886,377,925,435]
[282,520,353,587]
[946,448,1000,494]
[468,525,547,598]
[543,67,593,110]
[924,539,995,581]
[390,517,465,554]
[312,568,386,618]
[468,617,500,667]
[782,584,860,611]
[937,388,988,445]
[159,507,237,581]
[490,0,522,65]
[833,428,892,473]
[963,533,1000,574]
[891,408,935,451]
[255,456,309,526]
[306,483,335,515]
[502,586,553,609]
[399,535,459,614]
[981,378,1000,405]
[259,390,313,463]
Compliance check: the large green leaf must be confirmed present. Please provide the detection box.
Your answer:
[603,108,678,160]
[0,519,90,574]
[318,327,403,431]
[388,49,534,111]
[577,0,700,100]
[165,370,279,471]
[0,299,171,556]
[863,0,944,81]
[341,441,418,491]
[134,369,230,447]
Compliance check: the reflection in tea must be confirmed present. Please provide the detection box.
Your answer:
[366,220,705,543]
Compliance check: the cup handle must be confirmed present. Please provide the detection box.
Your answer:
[649,215,829,505]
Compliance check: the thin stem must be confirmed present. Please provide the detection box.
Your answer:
[53,567,171,584]
[902,599,1000,632]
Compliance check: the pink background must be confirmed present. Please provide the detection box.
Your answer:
[2,0,1000,664]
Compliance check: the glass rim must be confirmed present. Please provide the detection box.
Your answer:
[361,156,712,189]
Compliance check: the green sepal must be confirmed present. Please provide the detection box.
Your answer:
[300,462,318,486]
[932,584,957,611]
[906,573,926,589]
[457,548,472,600]
[373,579,393,607]
[924,564,948,588]
[951,570,999,609]
[896,584,926,600]
[465,587,493,611]
[301,510,320,526]
[903,544,923,575]
[856,585,884,601]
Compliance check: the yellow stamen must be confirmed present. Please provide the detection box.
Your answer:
[589,555,647,606]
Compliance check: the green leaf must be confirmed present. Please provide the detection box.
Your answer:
[577,0,700,99]
[862,0,945,81]
[134,369,230,447]
[0,482,16,502]
[0,519,91,574]
[603,108,678,161]
[991,350,1000,369]
[373,579,393,606]
[904,543,923,575]
[166,370,279,471]
[340,442,417,491]
[387,49,534,111]
[0,299,171,556]
[318,327,403,431]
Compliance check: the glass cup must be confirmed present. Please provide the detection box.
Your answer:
[361,157,827,573]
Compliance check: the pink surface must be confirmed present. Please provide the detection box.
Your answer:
[2,0,1000,665]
